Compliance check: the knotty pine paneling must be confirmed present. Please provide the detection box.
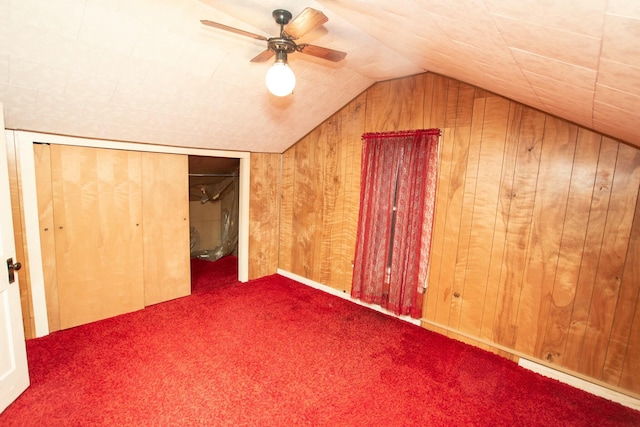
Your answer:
[463,96,510,353]
[363,74,427,133]
[578,143,640,379]
[449,84,481,346]
[563,139,618,371]
[435,82,475,345]
[619,187,640,391]
[248,152,280,280]
[279,149,295,273]
[539,129,601,365]
[605,182,640,386]
[494,106,546,350]
[422,74,451,337]
[279,93,366,291]
[276,72,640,396]
[515,117,578,358]
[479,102,521,357]
[291,123,324,280]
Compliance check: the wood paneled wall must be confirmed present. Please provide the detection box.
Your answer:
[248,152,281,280]
[273,72,640,396]
[278,94,366,291]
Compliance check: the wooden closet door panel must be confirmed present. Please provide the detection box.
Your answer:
[33,143,61,332]
[142,152,190,306]
[52,145,144,329]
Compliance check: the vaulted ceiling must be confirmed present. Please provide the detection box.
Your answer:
[1,0,639,153]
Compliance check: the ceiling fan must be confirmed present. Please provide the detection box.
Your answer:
[201,8,347,96]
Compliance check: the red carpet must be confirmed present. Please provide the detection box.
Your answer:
[190,256,239,293]
[1,255,639,426]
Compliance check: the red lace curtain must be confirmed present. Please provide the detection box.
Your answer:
[351,129,440,318]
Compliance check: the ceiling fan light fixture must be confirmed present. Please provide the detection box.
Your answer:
[266,51,296,96]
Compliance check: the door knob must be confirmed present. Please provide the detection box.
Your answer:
[6,258,22,284]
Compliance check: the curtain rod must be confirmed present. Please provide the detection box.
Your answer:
[189,173,238,177]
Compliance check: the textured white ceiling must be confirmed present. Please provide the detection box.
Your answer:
[0,0,639,153]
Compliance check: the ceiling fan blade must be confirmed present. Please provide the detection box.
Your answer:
[250,49,275,63]
[200,20,269,41]
[297,44,347,62]
[283,8,328,40]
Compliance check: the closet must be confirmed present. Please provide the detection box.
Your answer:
[35,143,189,331]
[188,156,240,263]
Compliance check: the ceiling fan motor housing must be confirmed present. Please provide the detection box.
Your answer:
[268,38,297,55]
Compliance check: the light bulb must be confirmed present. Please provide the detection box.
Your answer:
[265,62,296,96]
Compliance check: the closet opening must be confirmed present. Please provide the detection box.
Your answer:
[188,156,240,288]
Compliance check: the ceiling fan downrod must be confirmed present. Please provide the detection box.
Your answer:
[268,9,297,57]
[272,9,293,30]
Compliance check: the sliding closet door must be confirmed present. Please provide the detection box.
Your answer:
[33,143,60,332]
[51,145,144,329]
[141,152,190,306]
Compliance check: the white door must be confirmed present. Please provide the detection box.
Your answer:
[0,104,29,413]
